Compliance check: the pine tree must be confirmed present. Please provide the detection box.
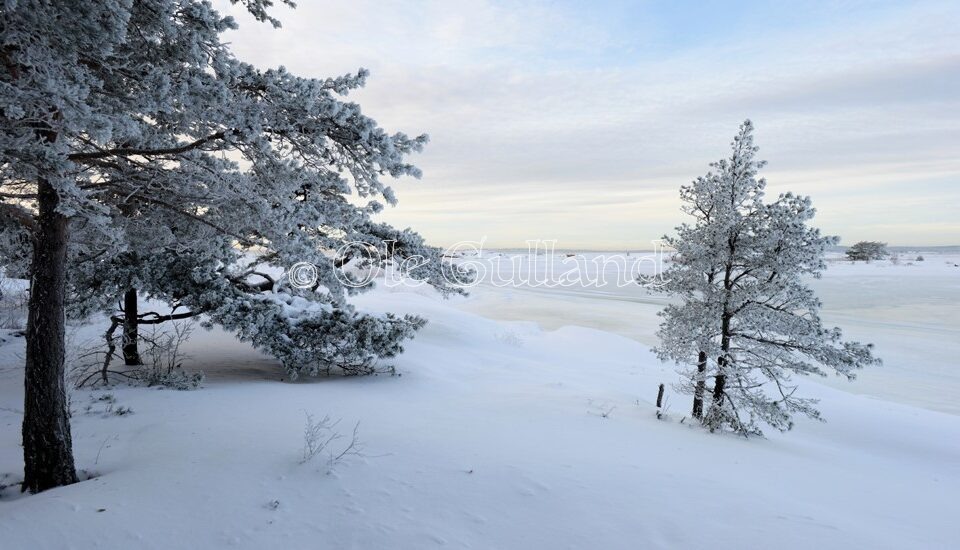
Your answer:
[655,121,880,435]
[1,0,460,491]
[845,241,888,262]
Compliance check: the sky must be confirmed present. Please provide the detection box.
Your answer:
[217,0,960,249]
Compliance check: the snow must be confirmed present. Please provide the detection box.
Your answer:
[460,251,960,414]
[1,253,959,548]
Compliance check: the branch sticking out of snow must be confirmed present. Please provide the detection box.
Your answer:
[299,413,365,471]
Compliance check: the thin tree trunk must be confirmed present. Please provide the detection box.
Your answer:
[695,271,717,421]
[22,177,78,493]
[713,313,732,410]
[710,359,727,429]
[703,270,734,430]
[692,351,707,419]
[713,357,727,405]
[122,288,141,365]
[707,231,736,428]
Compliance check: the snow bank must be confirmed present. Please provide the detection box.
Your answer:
[0,280,957,548]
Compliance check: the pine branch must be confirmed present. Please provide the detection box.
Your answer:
[0,202,37,231]
[67,131,228,162]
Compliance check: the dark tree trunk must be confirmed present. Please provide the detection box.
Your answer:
[692,350,707,419]
[22,177,78,493]
[122,288,141,365]
[713,357,727,405]
[713,311,732,411]
[705,309,732,429]
[695,270,717,422]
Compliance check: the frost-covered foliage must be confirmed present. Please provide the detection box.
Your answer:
[0,274,27,330]
[655,120,880,435]
[1,0,464,377]
[845,241,889,262]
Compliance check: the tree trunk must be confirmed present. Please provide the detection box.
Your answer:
[122,288,141,365]
[22,177,78,493]
[692,351,707,419]
[713,311,732,412]
[696,270,717,422]
[713,357,727,405]
[705,309,732,429]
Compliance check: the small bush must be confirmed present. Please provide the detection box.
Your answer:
[299,413,364,471]
[72,319,202,390]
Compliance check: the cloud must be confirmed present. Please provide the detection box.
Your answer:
[216,0,960,247]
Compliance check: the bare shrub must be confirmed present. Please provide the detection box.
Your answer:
[135,321,202,388]
[72,319,202,389]
[299,413,364,471]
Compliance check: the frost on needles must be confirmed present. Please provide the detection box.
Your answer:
[654,120,880,435]
[0,0,465,380]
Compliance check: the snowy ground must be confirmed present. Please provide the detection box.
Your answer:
[461,250,960,414]
[0,253,958,549]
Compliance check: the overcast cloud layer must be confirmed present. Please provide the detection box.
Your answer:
[217,0,960,248]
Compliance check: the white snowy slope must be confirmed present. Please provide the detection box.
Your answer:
[460,251,960,414]
[0,267,958,549]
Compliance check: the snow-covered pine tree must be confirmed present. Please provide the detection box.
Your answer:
[845,241,889,262]
[62,188,463,380]
[654,120,880,435]
[1,0,461,492]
